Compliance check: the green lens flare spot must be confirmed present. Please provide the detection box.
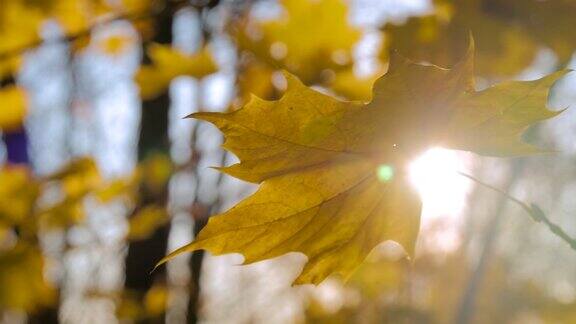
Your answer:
[376,164,394,182]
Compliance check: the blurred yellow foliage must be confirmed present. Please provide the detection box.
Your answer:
[0,0,573,321]
[47,0,111,35]
[96,177,137,203]
[96,153,173,241]
[385,0,576,78]
[116,292,142,321]
[0,167,38,235]
[0,1,43,55]
[128,205,168,241]
[98,35,132,56]
[257,0,360,82]
[52,158,103,199]
[37,158,106,229]
[138,152,173,193]
[0,0,155,79]
[119,0,154,14]
[329,68,383,102]
[232,0,377,102]
[233,59,278,108]
[143,283,168,316]
[117,282,168,322]
[0,245,54,312]
[304,248,576,323]
[0,86,27,132]
[136,44,217,100]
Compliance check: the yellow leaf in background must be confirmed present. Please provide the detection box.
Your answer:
[38,158,104,229]
[51,0,90,35]
[116,293,142,322]
[143,284,167,316]
[52,158,102,199]
[39,201,84,229]
[0,227,7,243]
[128,205,168,241]
[231,0,386,104]
[388,12,537,78]
[233,0,361,85]
[48,0,111,35]
[0,1,44,54]
[263,0,360,79]
[135,66,166,101]
[96,154,171,221]
[384,0,576,78]
[0,86,27,132]
[120,0,153,14]
[0,166,38,227]
[484,0,576,66]
[138,153,173,193]
[117,282,168,321]
[160,44,567,285]
[0,56,22,81]
[99,35,132,56]
[329,68,384,102]
[70,34,92,53]
[303,253,408,322]
[96,177,137,203]
[0,245,54,311]
[136,44,217,100]
[347,254,407,299]
[234,59,278,108]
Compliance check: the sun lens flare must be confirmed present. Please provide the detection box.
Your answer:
[408,148,471,252]
[376,164,395,182]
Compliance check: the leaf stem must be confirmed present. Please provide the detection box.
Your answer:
[457,170,576,251]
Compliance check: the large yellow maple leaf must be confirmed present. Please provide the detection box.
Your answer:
[160,44,567,285]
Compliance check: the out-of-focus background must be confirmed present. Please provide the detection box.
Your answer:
[1,0,576,323]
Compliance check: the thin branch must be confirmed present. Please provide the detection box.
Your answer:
[457,171,530,213]
[457,170,576,251]
[529,204,576,250]
[454,164,521,324]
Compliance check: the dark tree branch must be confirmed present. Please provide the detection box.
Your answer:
[124,3,175,323]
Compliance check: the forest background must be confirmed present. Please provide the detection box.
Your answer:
[1,0,576,323]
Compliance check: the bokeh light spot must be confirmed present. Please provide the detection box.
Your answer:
[376,164,395,182]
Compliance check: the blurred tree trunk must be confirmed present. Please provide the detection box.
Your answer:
[188,214,208,324]
[454,160,525,324]
[124,4,174,323]
[186,3,221,321]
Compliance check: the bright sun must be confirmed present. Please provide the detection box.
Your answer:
[408,147,472,252]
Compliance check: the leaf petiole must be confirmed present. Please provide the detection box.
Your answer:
[456,170,576,251]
